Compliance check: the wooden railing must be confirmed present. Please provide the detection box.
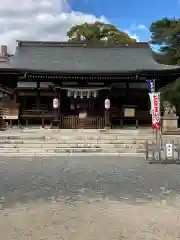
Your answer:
[20,109,54,127]
[18,109,155,128]
[20,109,53,118]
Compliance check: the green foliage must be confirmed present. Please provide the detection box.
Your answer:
[152,51,177,65]
[150,18,180,112]
[67,21,136,44]
[161,78,180,113]
[150,18,180,64]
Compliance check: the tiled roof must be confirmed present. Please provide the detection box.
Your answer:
[4,41,180,73]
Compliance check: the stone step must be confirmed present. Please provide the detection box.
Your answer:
[0,129,152,134]
[0,152,145,157]
[0,143,145,149]
[0,134,153,141]
[0,148,145,155]
[2,128,151,132]
[0,142,146,151]
[0,148,103,153]
[0,137,177,145]
[0,138,152,144]
[0,134,153,138]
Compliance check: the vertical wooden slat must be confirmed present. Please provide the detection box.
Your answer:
[61,115,105,129]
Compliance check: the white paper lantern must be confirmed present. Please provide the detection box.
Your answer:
[94,90,97,98]
[74,91,77,98]
[104,98,110,109]
[80,91,83,99]
[87,91,90,98]
[67,90,71,97]
[53,98,59,109]
[83,91,87,98]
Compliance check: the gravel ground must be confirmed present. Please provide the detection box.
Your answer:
[0,156,180,239]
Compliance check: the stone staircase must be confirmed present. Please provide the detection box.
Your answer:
[0,128,156,156]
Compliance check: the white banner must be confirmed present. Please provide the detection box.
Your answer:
[148,93,153,114]
[149,92,161,130]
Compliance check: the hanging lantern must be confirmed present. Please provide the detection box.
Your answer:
[53,97,59,109]
[83,90,87,98]
[94,90,97,98]
[87,90,90,98]
[80,90,83,99]
[67,90,71,97]
[74,90,77,98]
[104,98,110,109]
[92,90,96,98]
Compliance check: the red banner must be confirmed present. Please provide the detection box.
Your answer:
[149,92,161,130]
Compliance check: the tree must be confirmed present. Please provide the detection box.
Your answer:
[150,18,180,65]
[150,18,180,114]
[67,21,136,44]
[160,78,180,113]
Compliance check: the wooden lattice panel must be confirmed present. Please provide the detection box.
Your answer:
[61,115,105,129]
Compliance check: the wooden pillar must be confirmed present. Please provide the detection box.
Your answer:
[125,82,129,104]
[50,88,60,128]
[36,81,42,126]
[12,90,17,102]
[37,81,40,109]
[104,95,111,129]
[105,109,110,128]
[54,89,59,121]
[58,88,61,127]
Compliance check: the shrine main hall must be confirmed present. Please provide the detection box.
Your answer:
[0,40,179,129]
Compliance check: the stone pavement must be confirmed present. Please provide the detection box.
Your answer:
[0,155,180,205]
[1,156,180,240]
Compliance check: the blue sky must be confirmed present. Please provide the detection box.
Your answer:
[70,0,180,41]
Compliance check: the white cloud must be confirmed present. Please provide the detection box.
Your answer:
[124,24,148,41]
[130,24,147,30]
[0,0,107,53]
[0,0,147,53]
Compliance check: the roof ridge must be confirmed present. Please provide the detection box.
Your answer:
[16,40,149,48]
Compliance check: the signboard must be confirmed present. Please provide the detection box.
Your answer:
[2,107,19,120]
[18,91,37,96]
[17,81,37,88]
[149,92,161,130]
[40,82,53,88]
[129,83,147,89]
[166,144,173,157]
[124,108,135,117]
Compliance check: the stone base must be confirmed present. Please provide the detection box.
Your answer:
[161,116,179,132]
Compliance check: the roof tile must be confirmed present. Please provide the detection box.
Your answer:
[6,41,180,73]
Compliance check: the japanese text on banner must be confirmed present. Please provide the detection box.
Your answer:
[150,92,161,130]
